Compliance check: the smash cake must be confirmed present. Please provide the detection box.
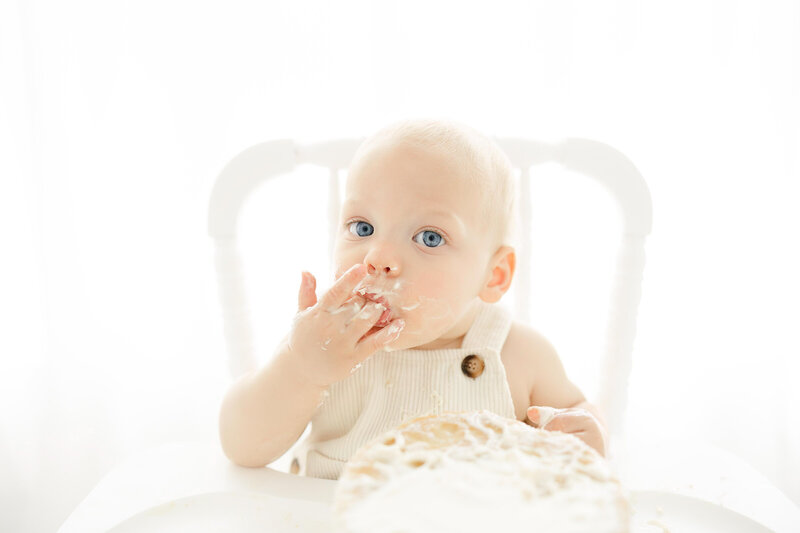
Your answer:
[332,410,631,533]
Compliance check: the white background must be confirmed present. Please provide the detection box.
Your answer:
[1,1,798,532]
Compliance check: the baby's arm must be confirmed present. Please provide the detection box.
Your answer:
[515,326,609,456]
[218,264,405,468]
[218,334,328,467]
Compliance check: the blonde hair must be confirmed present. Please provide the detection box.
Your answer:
[351,118,519,251]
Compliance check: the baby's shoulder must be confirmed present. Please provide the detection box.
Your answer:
[501,320,586,413]
[501,320,559,368]
[500,321,560,419]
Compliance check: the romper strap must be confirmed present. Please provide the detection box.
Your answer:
[462,300,513,354]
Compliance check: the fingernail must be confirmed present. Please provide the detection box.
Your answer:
[528,408,539,422]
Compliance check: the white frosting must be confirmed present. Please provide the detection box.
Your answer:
[534,405,559,428]
[383,320,404,337]
[330,300,364,315]
[333,410,630,533]
[354,285,400,302]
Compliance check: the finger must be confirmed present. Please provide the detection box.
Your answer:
[318,264,368,311]
[526,405,560,429]
[345,300,385,330]
[297,271,318,311]
[353,318,405,361]
[337,292,363,315]
[543,416,569,432]
[543,411,592,433]
[331,297,367,323]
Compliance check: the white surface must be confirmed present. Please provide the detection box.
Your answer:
[107,492,332,533]
[58,434,800,533]
[629,491,772,532]
[611,429,800,532]
[57,440,336,533]
[100,490,774,533]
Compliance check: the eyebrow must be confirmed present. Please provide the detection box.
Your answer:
[424,210,463,227]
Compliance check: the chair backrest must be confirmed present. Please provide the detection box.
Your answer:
[207,136,652,447]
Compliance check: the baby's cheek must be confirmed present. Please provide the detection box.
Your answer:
[332,245,360,277]
[411,274,444,304]
[419,265,448,289]
[411,274,458,320]
[421,269,460,299]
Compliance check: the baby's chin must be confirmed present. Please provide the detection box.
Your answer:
[373,324,450,352]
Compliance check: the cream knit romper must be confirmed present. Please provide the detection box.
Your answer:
[291,300,517,480]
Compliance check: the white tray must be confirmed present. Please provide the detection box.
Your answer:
[58,439,799,533]
[106,488,773,533]
[629,490,772,532]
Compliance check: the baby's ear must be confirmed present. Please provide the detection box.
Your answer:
[479,246,515,303]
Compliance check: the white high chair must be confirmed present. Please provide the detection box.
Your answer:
[207,136,650,449]
[58,136,799,533]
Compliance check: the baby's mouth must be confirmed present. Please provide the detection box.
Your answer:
[355,288,394,327]
[375,305,392,327]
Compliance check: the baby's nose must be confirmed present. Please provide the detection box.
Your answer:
[364,243,400,276]
[367,263,398,275]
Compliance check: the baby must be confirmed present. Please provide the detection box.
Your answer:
[218,118,608,477]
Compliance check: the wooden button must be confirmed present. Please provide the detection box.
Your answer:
[290,458,300,474]
[461,354,485,378]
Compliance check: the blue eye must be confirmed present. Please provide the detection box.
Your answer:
[413,229,444,248]
[348,221,374,237]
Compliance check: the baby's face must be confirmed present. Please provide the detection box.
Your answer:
[333,140,495,350]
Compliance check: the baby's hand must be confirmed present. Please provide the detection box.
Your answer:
[526,405,607,457]
[286,264,405,389]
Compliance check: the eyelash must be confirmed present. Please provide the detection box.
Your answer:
[345,219,449,246]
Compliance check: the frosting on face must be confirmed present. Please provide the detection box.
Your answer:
[346,276,460,351]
